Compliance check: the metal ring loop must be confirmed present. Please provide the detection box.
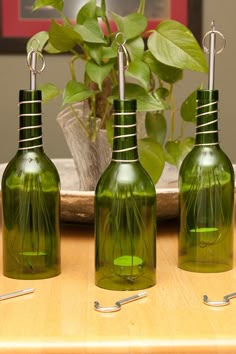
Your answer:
[202,29,226,55]
[27,48,45,74]
[115,32,129,70]
[115,32,126,46]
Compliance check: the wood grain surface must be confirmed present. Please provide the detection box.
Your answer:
[0,221,235,353]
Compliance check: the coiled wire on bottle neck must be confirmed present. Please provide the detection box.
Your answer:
[18,91,43,150]
[195,95,219,146]
[112,111,138,162]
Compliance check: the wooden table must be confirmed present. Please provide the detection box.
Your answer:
[0,220,236,354]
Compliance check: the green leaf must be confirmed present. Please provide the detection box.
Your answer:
[62,80,95,106]
[33,0,63,11]
[101,46,117,61]
[85,60,114,90]
[148,20,208,72]
[111,12,147,40]
[165,141,182,166]
[143,50,183,83]
[44,41,61,54]
[126,60,150,91]
[138,138,165,183]
[75,19,106,44]
[27,31,49,52]
[84,43,103,65]
[180,88,198,122]
[126,37,144,61]
[85,43,116,65]
[76,0,97,24]
[145,112,167,145]
[49,20,81,52]
[154,87,169,100]
[179,137,195,156]
[39,83,61,103]
[165,138,194,166]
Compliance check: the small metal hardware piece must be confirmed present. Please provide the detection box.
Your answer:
[0,288,35,301]
[203,292,236,306]
[94,291,147,313]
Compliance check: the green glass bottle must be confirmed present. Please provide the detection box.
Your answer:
[95,99,156,290]
[178,90,234,272]
[2,90,61,279]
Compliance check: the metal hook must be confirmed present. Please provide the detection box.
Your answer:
[115,32,129,71]
[203,292,236,306]
[94,291,147,313]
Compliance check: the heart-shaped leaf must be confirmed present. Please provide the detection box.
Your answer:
[111,12,147,40]
[86,60,114,90]
[165,141,183,166]
[75,19,106,44]
[62,80,95,106]
[138,137,165,183]
[126,37,144,61]
[181,88,198,122]
[126,60,150,91]
[145,112,167,145]
[49,20,81,52]
[165,138,194,167]
[39,83,61,103]
[148,20,208,72]
[76,0,97,24]
[144,50,183,83]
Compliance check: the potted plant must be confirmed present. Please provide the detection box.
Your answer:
[28,0,207,190]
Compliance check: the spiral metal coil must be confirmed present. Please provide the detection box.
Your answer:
[112,111,138,162]
[18,99,43,150]
[195,100,219,146]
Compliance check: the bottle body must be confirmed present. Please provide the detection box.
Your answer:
[178,90,234,272]
[2,90,61,279]
[95,99,156,290]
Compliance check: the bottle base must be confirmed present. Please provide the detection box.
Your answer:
[3,267,61,280]
[95,273,156,291]
[178,261,232,273]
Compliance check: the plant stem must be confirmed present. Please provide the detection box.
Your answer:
[100,101,112,129]
[137,0,146,14]
[178,120,187,140]
[69,56,79,81]
[169,84,177,140]
[91,96,97,141]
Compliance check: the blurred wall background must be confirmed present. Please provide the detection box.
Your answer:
[0,0,235,164]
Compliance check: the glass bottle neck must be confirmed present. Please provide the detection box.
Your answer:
[195,89,219,146]
[112,99,138,162]
[18,90,43,152]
